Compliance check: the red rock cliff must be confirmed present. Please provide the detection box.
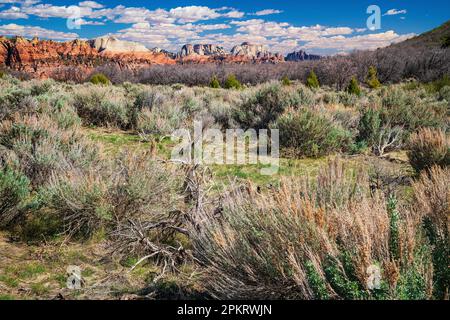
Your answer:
[0,36,176,78]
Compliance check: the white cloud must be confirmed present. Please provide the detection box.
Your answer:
[0,5,27,18]
[0,2,416,55]
[78,1,103,9]
[384,9,407,16]
[303,30,415,51]
[223,10,244,18]
[254,9,283,16]
[169,6,220,23]
[0,23,79,40]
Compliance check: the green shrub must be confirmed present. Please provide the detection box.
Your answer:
[297,85,315,106]
[234,83,293,129]
[366,66,381,89]
[357,108,381,147]
[281,75,291,86]
[408,128,450,173]
[442,35,450,48]
[306,70,320,89]
[346,76,361,95]
[0,115,99,187]
[210,76,221,89]
[30,80,54,96]
[224,74,242,90]
[427,75,450,93]
[89,73,110,85]
[275,109,352,158]
[0,168,30,227]
[0,70,5,79]
[37,171,111,239]
[0,87,36,121]
[72,87,129,128]
[380,87,448,132]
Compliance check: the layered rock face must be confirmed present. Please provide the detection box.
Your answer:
[0,36,175,78]
[285,50,321,61]
[179,42,284,63]
[89,36,149,53]
[0,35,320,78]
[180,44,226,57]
[231,42,269,59]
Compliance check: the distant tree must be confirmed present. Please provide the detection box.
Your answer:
[306,70,320,89]
[210,76,221,88]
[281,75,291,86]
[366,66,381,89]
[89,73,110,85]
[347,76,361,95]
[224,74,242,89]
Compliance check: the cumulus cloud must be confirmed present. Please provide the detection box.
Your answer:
[0,2,416,55]
[0,5,28,18]
[303,30,415,51]
[384,9,407,16]
[0,23,79,39]
[78,1,103,9]
[254,9,283,16]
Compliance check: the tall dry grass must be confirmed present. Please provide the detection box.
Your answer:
[191,159,432,299]
[408,128,450,173]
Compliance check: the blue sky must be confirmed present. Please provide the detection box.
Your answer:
[0,0,448,54]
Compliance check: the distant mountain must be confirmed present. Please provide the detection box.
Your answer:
[380,20,450,52]
[178,42,284,62]
[285,50,321,61]
[179,44,226,57]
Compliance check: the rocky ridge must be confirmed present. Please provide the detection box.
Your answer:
[0,36,321,78]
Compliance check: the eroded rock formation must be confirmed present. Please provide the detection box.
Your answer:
[0,36,175,78]
[285,50,321,61]
[0,35,321,78]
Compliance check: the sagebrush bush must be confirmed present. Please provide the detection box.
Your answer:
[0,167,30,228]
[0,86,37,121]
[380,86,448,132]
[234,83,296,129]
[408,128,450,173]
[192,160,432,299]
[72,86,130,128]
[275,109,352,158]
[0,114,100,187]
[38,170,111,238]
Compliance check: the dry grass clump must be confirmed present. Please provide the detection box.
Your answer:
[411,166,449,299]
[191,159,432,299]
[408,128,450,173]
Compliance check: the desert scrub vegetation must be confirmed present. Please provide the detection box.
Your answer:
[191,159,447,300]
[275,108,352,158]
[89,73,111,86]
[0,74,449,300]
[407,128,450,174]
